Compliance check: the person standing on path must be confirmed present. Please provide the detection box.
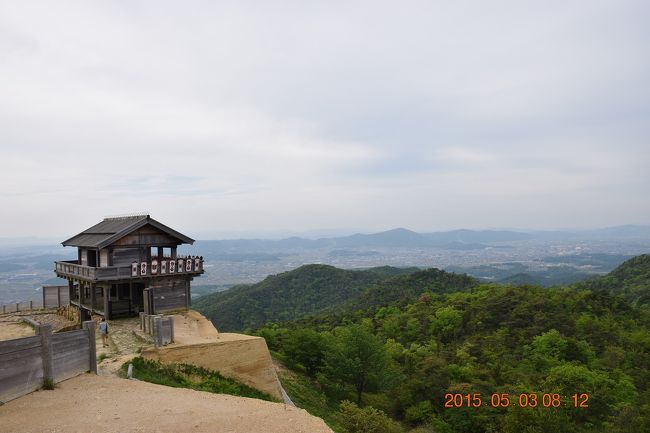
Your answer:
[99,317,109,347]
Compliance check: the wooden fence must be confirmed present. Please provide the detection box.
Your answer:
[0,285,71,314]
[140,313,174,347]
[42,285,71,309]
[0,321,97,403]
[0,300,41,314]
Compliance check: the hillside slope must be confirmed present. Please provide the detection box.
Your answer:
[194,265,418,331]
[262,280,650,433]
[573,254,650,303]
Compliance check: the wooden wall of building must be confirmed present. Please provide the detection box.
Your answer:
[112,225,180,248]
[112,247,141,267]
[99,249,109,267]
[151,278,190,313]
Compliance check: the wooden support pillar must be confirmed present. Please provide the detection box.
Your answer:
[103,285,110,320]
[128,282,133,314]
[68,280,73,308]
[83,321,97,374]
[157,247,163,260]
[39,324,54,384]
[57,286,61,308]
[171,246,177,259]
[90,283,96,314]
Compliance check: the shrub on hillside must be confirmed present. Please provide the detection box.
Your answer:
[338,400,403,433]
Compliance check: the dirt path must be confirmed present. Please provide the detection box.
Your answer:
[97,317,153,376]
[0,374,333,433]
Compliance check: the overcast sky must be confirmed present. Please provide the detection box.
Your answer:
[1,1,648,239]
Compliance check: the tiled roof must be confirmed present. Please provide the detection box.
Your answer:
[61,215,194,248]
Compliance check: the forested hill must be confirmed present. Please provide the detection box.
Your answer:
[193,264,420,331]
[573,254,650,304]
[257,255,650,433]
[347,268,477,311]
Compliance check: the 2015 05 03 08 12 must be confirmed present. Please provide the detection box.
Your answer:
[444,392,589,408]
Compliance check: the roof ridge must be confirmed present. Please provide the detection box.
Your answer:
[104,213,149,221]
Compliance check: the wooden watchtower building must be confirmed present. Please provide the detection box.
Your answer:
[54,214,203,321]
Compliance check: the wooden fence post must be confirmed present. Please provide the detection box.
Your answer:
[39,325,54,384]
[16,303,20,312]
[83,321,97,374]
[139,312,145,330]
[29,301,33,310]
[154,316,164,347]
[170,317,174,343]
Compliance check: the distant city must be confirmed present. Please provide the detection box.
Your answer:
[1,225,649,305]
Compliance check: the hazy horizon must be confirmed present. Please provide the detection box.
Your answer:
[0,223,649,245]
[1,1,648,238]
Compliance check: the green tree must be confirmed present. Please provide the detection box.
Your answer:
[325,324,392,406]
[284,328,326,377]
[338,400,403,433]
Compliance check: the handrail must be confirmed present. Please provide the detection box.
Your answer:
[54,258,204,281]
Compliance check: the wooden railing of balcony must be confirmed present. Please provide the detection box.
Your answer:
[55,257,204,281]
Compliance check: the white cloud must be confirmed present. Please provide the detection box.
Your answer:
[0,0,648,237]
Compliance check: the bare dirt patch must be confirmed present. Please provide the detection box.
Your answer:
[0,374,333,433]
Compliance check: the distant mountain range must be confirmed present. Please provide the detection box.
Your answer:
[189,225,650,254]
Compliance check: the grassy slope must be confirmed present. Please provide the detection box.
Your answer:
[122,357,277,402]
